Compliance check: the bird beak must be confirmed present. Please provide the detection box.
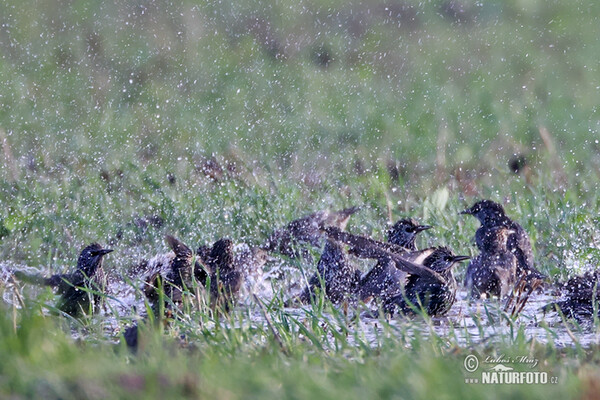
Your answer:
[415,225,433,233]
[97,249,114,256]
[451,255,470,263]
[459,208,472,215]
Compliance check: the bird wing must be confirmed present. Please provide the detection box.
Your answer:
[323,206,362,231]
[13,270,53,286]
[508,224,545,279]
[404,248,436,264]
[388,252,445,283]
[323,226,407,258]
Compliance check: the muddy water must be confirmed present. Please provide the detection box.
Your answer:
[2,260,599,348]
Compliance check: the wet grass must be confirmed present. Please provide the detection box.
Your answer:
[1,0,600,398]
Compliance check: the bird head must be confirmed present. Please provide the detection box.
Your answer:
[78,243,113,275]
[460,200,506,225]
[424,247,470,272]
[387,218,432,249]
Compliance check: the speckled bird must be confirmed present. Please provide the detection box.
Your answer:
[357,219,432,303]
[144,235,195,310]
[543,270,600,322]
[323,220,433,304]
[383,247,470,317]
[262,206,361,260]
[460,200,545,286]
[294,239,361,305]
[464,226,517,299]
[15,243,113,317]
[205,238,242,310]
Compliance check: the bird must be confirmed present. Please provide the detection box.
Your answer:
[194,244,211,284]
[130,236,201,349]
[194,238,242,311]
[322,220,434,304]
[143,235,195,312]
[460,200,546,285]
[207,238,241,310]
[292,239,361,306]
[464,226,517,299]
[543,270,600,322]
[383,247,470,317]
[357,219,432,304]
[14,243,113,317]
[262,206,361,260]
[322,225,431,261]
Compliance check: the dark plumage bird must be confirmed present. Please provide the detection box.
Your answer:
[207,238,241,310]
[129,236,197,350]
[194,244,211,284]
[262,206,360,259]
[543,270,600,322]
[144,235,195,310]
[357,219,432,303]
[464,226,517,299]
[293,239,361,306]
[15,243,113,317]
[383,247,470,317]
[195,238,242,310]
[460,200,545,284]
[323,220,433,304]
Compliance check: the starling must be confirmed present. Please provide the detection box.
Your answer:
[293,239,361,306]
[464,226,517,299]
[15,243,113,317]
[262,206,360,259]
[322,222,434,304]
[357,219,432,303]
[543,270,600,322]
[383,247,470,317]
[193,238,242,311]
[144,235,195,311]
[195,241,270,304]
[207,238,241,310]
[460,200,545,284]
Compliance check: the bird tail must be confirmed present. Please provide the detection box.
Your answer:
[13,270,54,286]
[165,235,193,259]
[326,206,362,229]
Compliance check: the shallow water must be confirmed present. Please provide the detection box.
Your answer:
[2,259,599,349]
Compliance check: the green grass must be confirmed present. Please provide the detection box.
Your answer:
[1,0,600,398]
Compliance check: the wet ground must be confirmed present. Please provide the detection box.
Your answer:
[2,258,598,349]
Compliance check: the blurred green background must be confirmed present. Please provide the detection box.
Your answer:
[2,0,598,176]
[0,0,599,269]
